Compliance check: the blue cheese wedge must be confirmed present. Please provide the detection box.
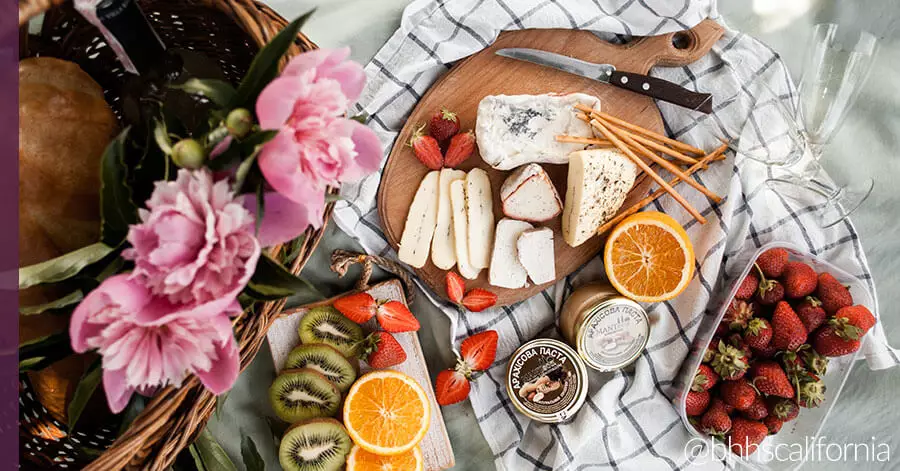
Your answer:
[432,169,467,270]
[500,163,563,222]
[489,218,533,289]
[398,171,440,268]
[475,93,601,170]
[562,149,637,248]
[465,168,494,269]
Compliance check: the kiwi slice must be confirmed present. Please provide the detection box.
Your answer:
[279,418,352,471]
[269,368,342,423]
[285,343,359,393]
[298,306,364,358]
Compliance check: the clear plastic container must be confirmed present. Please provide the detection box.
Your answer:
[674,241,872,471]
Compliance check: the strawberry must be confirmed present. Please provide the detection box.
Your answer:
[461,288,498,312]
[741,396,769,420]
[702,342,718,364]
[750,361,794,398]
[755,248,789,278]
[359,332,407,368]
[766,397,799,421]
[735,273,759,300]
[763,416,784,434]
[429,108,460,144]
[434,369,470,406]
[797,375,826,408]
[409,124,443,170]
[743,318,772,351]
[756,278,785,306]
[833,305,876,335]
[727,333,753,360]
[685,390,711,416]
[446,271,466,304]
[801,349,828,376]
[443,131,475,168]
[714,321,731,338]
[816,272,853,314]
[692,364,719,392]
[376,300,421,333]
[812,325,860,357]
[771,301,807,351]
[460,330,499,371]
[724,299,757,331]
[751,342,778,360]
[730,418,769,456]
[711,341,750,380]
[780,349,807,378]
[333,292,377,323]
[782,261,818,298]
[720,378,757,411]
[795,296,827,333]
[700,399,732,437]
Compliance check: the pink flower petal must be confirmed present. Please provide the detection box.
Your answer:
[258,131,325,204]
[242,192,323,247]
[209,135,234,160]
[283,47,350,78]
[102,367,135,414]
[341,119,384,182]
[194,305,241,394]
[70,275,151,352]
[256,76,307,130]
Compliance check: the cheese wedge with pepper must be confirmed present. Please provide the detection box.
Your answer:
[398,171,440,268]
[449,179,481,279]
[432,168,467,270]
[562,149,637,247]
[465,168,494,269]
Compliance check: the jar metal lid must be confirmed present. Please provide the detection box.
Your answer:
[505,338,588,423]
[575,298,649,371]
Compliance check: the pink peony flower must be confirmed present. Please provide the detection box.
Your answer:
[124,169,261,306]
[70,275,241,413]
[255,47,382,234]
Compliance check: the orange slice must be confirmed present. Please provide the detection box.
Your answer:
[346,445,423,471]
[343,370,431,455]
[604,211,694,302]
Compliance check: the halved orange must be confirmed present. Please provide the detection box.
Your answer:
[346,445,423,471]
[343,370,431,456]
[604,211,694,302]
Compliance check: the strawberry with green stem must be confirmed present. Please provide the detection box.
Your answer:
[357,331,407,369]
[711,340,749,380]
[333,292,420,333]
[816,272,853,314]
[754,263,784,306]
[692,364,719,392]
[434,330,499,406]
[744,318,772,351]
[795,296,827,333]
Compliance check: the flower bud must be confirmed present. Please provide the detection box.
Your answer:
[226,108,254,138]
[172,139,207,169]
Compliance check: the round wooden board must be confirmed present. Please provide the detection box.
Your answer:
[378,20,724,307]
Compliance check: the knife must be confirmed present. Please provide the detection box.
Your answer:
[496,48,713,114]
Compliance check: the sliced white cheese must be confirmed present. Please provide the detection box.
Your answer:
[449,179,481,279]
[489,219,533,289]
[475,93,601,170]
[432,168,467,270]
[465,168,494,269]
[517,227,556,285]
[500,163,563,222]
[562,149,637,248]
[398,171,440,268]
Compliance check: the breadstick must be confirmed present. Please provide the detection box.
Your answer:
[574,104,705,155]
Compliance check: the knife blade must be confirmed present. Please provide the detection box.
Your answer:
[496,48,713,114]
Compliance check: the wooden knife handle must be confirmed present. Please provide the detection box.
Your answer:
[609,70,713,114]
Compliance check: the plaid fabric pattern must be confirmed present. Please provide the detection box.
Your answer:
[331,1,900,469]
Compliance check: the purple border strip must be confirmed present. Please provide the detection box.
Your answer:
[1,5,18,470]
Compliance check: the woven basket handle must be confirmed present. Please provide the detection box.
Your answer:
[18,0,67,26]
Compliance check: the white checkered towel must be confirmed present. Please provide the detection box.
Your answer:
[331,1,900,469]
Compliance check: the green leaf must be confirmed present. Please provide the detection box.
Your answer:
[67,359,102,432]
[172,78,237,108]
[19,331,72,372]
[117,394,147,435]
[153,119,173,155]
[100,128,139,245]
[231,152,258,195]
[18,242,115,289]
[246,253,324,302]
[325,193,344,203]
[241,435,266,471]
[216,392,229,419]
[255,182,265,236]
[194,428,238,471]
[19,290,83,315]
[231,10,315,108]
[189,445,207,471]
[349,111,369,124]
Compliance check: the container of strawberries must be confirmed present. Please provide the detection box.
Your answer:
[675,242,877,470]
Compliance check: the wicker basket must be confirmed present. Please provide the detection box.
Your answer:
[18,1,331,469]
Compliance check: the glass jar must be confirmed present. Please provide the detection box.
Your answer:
[505,338,588,423]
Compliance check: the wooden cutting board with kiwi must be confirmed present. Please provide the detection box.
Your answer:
[267,280,454,470]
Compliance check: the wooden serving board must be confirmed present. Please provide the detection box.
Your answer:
[267,280,455,470]
[378,21,724,306]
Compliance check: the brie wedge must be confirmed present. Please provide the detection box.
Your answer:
[432,168,467,270]
[500,163,563,222]
[517,227,556,285]
[475,93,601,170]
[465,168,494,269]
[489,218,533,289]
[449,179,481,279]
[562,149,637,248]
[398,171,440,268]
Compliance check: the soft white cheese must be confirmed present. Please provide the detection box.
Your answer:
[562,149,637,247]
[475,93,601,170]
[489,218,533,289]
[432,168,467,270]
[517,227,556,285]
[465,168,495,269]
[449,179,481,279]
[500,163,563,222]
[398,171,440,268]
